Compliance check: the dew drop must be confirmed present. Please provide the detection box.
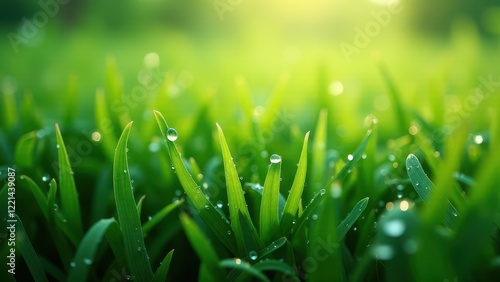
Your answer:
[83,258,93,265]
[347,154,354,161]
[167,128,178,141]
[123,170,127,174]
[70,261,76,268]
[270,154,282,164]
[311,214,318,220]
[137,247,142,252]
[56,144,60,149]
[319,189,326,195]
[42,174,50,182]
[227,230,232,235]
[249,250,258,260]
[216,201,223,208]
[383,219,406,237]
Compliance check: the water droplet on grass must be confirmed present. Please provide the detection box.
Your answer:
[83,258,93,265]
[216,201,223,208]
[249,251,258,260]
[70,261,76,268]
[270,154,282,163]
[167,128,178,141]
[347,154,354,161]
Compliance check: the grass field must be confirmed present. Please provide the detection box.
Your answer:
[1,1,500,281]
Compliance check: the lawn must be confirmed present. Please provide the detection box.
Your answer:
[1,0,500,281]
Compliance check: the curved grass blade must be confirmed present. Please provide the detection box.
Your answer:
[152,249,174,282]
[21,175,48,219]
[16,215,49,282]
[142,198,184,233]
[406,154,459,228]
[136,195,146,218]
[325,127,373,188]
[113,122,153,280]
[55,124,83,239]
[337,197,369,241]
[260,156,282,245]
[154,110,238,253]
[227,237,288,281]
[14,131,37,168]
[67,218,119,282]
[309,109,327,199]
[291,189,326,239]
[46,179,73,271]
[217,123,260,254]
[179,213,225,280]
[281,132,309,236]
[220,259,270,282]
[252,259,297,280]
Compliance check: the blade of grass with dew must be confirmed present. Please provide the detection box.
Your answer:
[217,123,261,254]
[14,131,37,169]
[406,154,459,228]
[179,213,225,280]
[310,109,327,199]
[55,124,83,239]
[337,197,369,241]
[21,175,48,219]
[152,249,174,282]
[252,259,298,280]
[67,218,120,282]
[227,237,288,281]
[246,183,286,221]
[221,259,270,282]
[259,153,282,245]
[15,214,49,282]
[377,62,408,133]
[113,122,153,281]
[291,189,327,239]
[239,211,261,259]
[153,110,238,253]
[281,132,309,236]
[95,89,118,161]
[46,179,73,271]
[142,198,184,233]
[325,126,374,188]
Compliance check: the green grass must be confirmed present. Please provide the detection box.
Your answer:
[1,44,500,281]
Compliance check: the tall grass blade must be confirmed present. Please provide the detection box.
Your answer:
[142,198,184,233]
[55,124,83,238]
[15,215,49,282]
[406,154,459,228]
[281,132,309,236]
[337,197,369,241]
[217,123,260,254]
[310,109,327,198]
[179,213,224,280]
[260,155,282,244]
[14,131,37,169]
[113,122,153,280]
[95,89,118,161]
[152,249,174,282]
[153,110,238,253]
[291,189,326,239]
[67,218,120,282]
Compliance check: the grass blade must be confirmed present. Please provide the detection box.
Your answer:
[16,215,49,282]
[55,124,83,239]
[142,198,184,233]
[291,189,327,239]
[252,259,297,279]
[259,154,282,244]
[152,250,174,282]
[217,123,260,254]
[310,109,328,198]
[326,127,373,187]
[281,132,309,236]
[406,154,459,228]
[113,122,153,280]
[14,131,37,169]
[67,218,120,282]
[153,110,238,253]
[337,197,369,241]
[179,213,224,280]
[21,176,48,219]
[95,89,118,161]
[220,259,270,282]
